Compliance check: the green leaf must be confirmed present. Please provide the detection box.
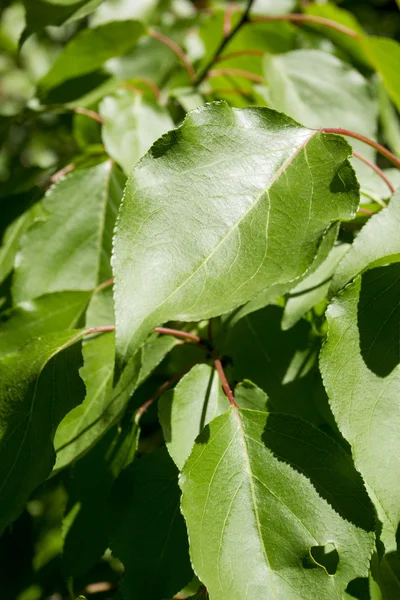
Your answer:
[330,194,400,296]
[262,48,382,201]
[100,89,174,175]
[13,161,124,303]
[0,330,85,533]
[22,0,105,36]
[180,407,374,599]
[159,363,229,469]
[282,241,350,330]
[320,265,400,550]
[361,35,400,114]
[113,102,359,368]
[378,77,400,158]
[0,291,91,357]
[38,20,145,93]
[110,447,193,600]
[54,288,178,470]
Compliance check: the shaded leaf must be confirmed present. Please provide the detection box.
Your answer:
[330,194,400,296]
[321,266,400,550]
[113,102,359,368]
[361,36,400,114]
[0,330,85,533]
[110,448,192,600]
[180,407,374,599]
[22,0,105,37]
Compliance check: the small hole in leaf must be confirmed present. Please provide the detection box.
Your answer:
[303,543,339,575]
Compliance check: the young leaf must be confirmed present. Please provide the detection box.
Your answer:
[13,161,124,303]
[0,330,85,533]
[321,265,400,551]
[113,102,359,367]
[38,20,145,93]
[330,193,400,296]
[100,89,174,175]
[180,407,374,599]
[110,447,193,600]
[0,291,91,357]
[159,363,229,469]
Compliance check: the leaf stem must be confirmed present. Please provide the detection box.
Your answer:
[352,150,392,199]
[74,106,104,123]
[215,49,264,63]
[49,163,75,185]
[153,327,203,344]
[250,14,359,39]
[206,68,264,83]
[321,127,400,170]
[195,0,257,86]
[214,358,237,407]
[148,29,196,82]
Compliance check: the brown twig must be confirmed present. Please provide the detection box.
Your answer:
[224,3,240,36]
[207,68,264,83]
[352,150,392,199]
[74,106,104,123]
[321,127,400,170]
[49,163,75,185]
[250,14,359,38]
[357,207,375,216]
[153,327,203,344]
[214,358,237,407]
[215,49,264,63]
[195,0,257,86]
[148,29,196,82]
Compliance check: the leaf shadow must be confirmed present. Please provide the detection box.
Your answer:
[357,263,400,378]
[261,413,375,532]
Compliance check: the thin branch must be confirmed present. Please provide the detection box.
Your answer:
[153,326,204,344]
[357,207,375,216]
[74,106,104,123]
[148,29,196,82]
[321,127,400,170]
[84,325,116,336]
[250,14,359,39]
[195,0,257,86]
[94,277,114,294]
[352,150,392,200]
[214,358,237,407]
[135,362,199,423]
[215,49,264,63]
[49,163,75,185]
[207,68,264,83]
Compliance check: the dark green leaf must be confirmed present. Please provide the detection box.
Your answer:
[110,448,192,600]
[0,330,85,533]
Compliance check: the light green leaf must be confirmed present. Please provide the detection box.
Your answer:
[54,288,178,470]
[0,291,91,357]
[113,102,359,368]
[180,407,374,599]
[38,20,145,92]
[159,363,229,469]
[361,35,400,114]
[321,266,400,550]
[110,447,193,600]
[330,194,400,296]
[282,241,350,330]
[100,89,174,175]
[13,161,124,303]
[0,330,85,533]
[378,77,400,157]
[234,380,269,411]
